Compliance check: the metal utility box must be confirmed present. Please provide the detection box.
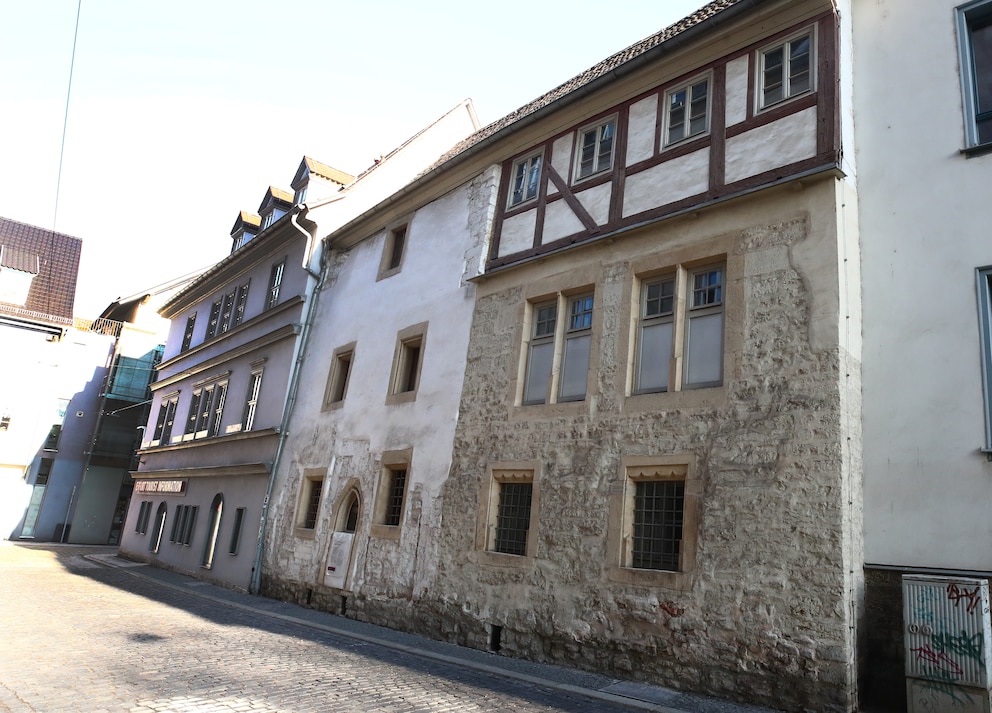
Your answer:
[903,574,992,713]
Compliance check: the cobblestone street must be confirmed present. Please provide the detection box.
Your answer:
[0,544,776,713]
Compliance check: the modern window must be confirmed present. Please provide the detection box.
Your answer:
[135,501,152,534]
[522,292,595,405]
[151,393,179,446]
[665,77,710,145]
[294,186,307,204]
[205,300,222,340]
[958,1,992,147]
[150,503,168,553]
[372,449,412,539]
[758,30,814,109]
[387,323,427,404]
[242,368,263,432]
[171,504,198,546]
[181,313,196,351]
[377,222,412,280]
[509,152,542,207]
[185,379,228,439]
[228,507,246,555]
[297,473,324,531]
[266,261,285,309]
[633,264,725,394]
[201,494,223,569]
[978,267,992,454]
[608,457,698,586]
[575,118,616,180]
[324,343,355,408]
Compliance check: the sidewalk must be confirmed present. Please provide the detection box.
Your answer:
[86,550,778,713]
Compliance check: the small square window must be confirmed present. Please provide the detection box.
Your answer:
[665,77,710,146]
[509,153,542,207]
[377,222,411,280]
[372,449,413,539]
[386,323,427,404]
[297,474,325,531]
[959,1,992,147]
[324,343,355,409]
[575,118,616,180]
[758,30,814,110]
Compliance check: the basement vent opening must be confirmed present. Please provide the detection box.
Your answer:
[488,624,502,653]
[305,588,313,606]
[341,595,348,616]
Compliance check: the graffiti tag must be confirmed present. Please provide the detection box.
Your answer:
[932,630,985,665]
[947,584,982,615]
[911,645,964,678]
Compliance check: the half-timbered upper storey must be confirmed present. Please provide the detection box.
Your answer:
[486,0,839,269]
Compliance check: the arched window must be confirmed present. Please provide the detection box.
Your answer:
[343,493,359,533]
[201,494,223,569]
[150,503,168,554]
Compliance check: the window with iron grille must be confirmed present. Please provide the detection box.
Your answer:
[631,480,685,571]
[302,478,323,530]
[493,482,533,556]
[383,468,407,527]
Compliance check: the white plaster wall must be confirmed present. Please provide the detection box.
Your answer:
[574,182,612,226]
[725,55,750,127]
[542,199,586,244]
[549,134,573,195]
[725,107,818,184]
[854,0,992,570]
[499,210,537,256]
[267,180,482,593]
[626,95,659,165]
[622,148,710,218]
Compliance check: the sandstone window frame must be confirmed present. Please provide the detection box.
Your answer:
[371,448,413,541]
[629,259,726,397]
[386,322,428,405]
[294,468,326,538]
[323,341,356,411]
[474,461,541,568]
[377,219,412,281]
[519,287,597,406]
[606,455,699,590]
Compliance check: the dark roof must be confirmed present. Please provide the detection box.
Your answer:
[0,216,81,319]
[0,245,39,274]
[431,0,744,168]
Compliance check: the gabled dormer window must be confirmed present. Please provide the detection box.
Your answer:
[294,186,307,205]
[262,212,275,230]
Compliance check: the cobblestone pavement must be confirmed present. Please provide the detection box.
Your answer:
[0,543,777,713]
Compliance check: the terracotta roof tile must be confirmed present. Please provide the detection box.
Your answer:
[0,245,39,274]
[0,216,81,319]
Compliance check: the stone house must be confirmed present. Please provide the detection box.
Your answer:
[260,0,865,710]
[120,103,480,591]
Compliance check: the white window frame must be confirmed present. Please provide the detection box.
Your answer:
[521,291,595,405]
[958,1,992,148]
[266,261,285,310]
[241,368,264,432]
[574,117,617,181]
[184,377,229,440]
[663,75,711,146]
[151,392,179,446]
[978,267,992,456]
[757,28,815,111]
[508,152,543,208]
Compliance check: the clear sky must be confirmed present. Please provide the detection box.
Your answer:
[0,0,708,318]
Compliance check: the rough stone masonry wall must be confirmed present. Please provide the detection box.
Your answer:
[419,199,860,713]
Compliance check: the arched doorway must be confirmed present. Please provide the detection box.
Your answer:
[324,489,360,589]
